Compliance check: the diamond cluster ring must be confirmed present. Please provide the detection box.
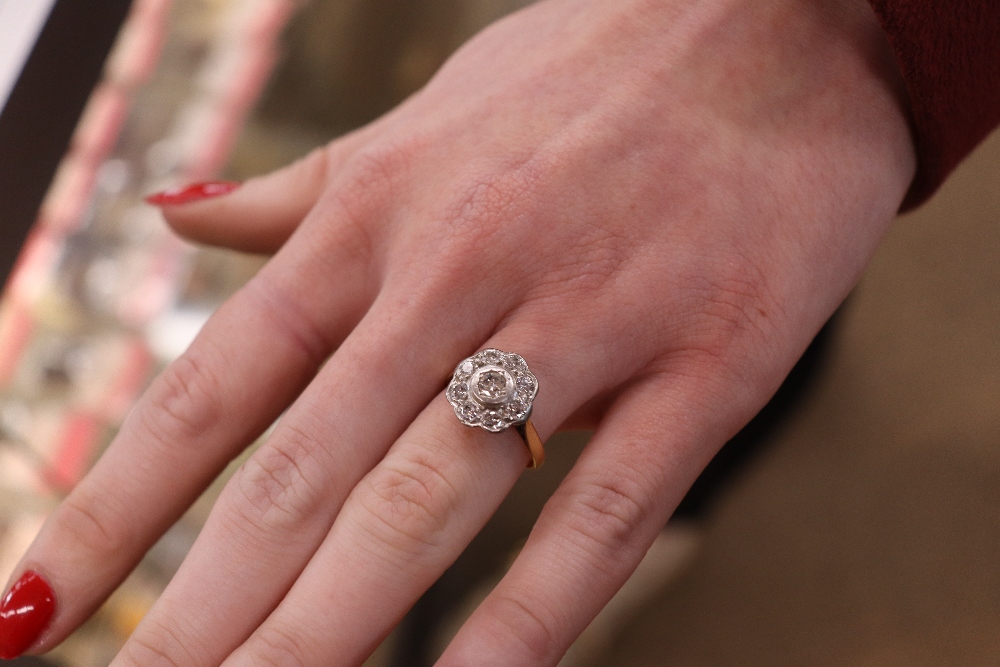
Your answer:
[447,348,544,469]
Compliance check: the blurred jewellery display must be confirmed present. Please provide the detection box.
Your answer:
[447,348,545,469]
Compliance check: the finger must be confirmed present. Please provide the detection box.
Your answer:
[156,129,368,254]
[7,203,378,658]
[222,330,621,667]
[108,284,527,667]
[438,372,747,666]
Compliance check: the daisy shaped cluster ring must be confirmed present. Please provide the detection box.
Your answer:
[446,349,538,433]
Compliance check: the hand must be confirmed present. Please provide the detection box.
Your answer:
[3,0,914,664]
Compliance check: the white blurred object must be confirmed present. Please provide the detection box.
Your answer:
[0,512,47,585]
[146,307,213,362]
[0,0,57,115]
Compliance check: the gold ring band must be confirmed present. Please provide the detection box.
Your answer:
[515,419,545,469]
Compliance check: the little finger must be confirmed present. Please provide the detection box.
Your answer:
[438,374,739,666]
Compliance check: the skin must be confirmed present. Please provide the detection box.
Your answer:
[7,0,915,664]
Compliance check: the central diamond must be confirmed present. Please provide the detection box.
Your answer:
[477,370,509,400]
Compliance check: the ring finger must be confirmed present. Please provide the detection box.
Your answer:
[220,324,629,667]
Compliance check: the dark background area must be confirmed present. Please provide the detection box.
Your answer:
[0,0,132,289]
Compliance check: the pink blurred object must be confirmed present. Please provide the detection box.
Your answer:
[47,412,100,491]
[0,0,303,496]
[40,84,130,232]
[105,0,173,88]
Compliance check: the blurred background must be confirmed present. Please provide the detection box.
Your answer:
[1,0,999,665]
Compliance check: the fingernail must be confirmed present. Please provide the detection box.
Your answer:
[144,180,241,206]
[0,571,56,660]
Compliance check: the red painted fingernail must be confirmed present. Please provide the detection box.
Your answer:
[0,571,56,660]
[144,180,241,206]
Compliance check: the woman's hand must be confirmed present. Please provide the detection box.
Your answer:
[3,0,914,664]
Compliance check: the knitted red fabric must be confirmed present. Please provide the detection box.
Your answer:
[867,1,1000,210]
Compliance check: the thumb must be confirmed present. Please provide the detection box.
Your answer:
[146,131,362,253]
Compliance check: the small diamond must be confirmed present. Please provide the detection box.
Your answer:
[504,353,528,371]
[458,401,482,424]
[514,372,537,397]
[447,382,469,404]
[460,360,474,375]
[481,410,504,431]
[479,349,502,364]
[502,399,528,421]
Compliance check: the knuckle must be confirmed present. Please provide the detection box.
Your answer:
[142,348,224,442]
[231,423,327,535]
[336,140,413,212]
[292,146,330,190]
[393,167,541,303]
[54,490,129,561]
[678,258,781,363]
[564,229,631,285]
[358,449,460,556]
[246,280,333,366]
[488,592,563,663]
[563,471,652,559]
[247,623,314,667]
[120,617,199,667]
[308,138,420,269]
[534,226,633,303]
[440,167,538,257]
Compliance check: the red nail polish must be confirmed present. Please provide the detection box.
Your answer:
[0,571,56,660]
[144,180,241,206]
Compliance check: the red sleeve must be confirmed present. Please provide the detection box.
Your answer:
[866,1,1000,210]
